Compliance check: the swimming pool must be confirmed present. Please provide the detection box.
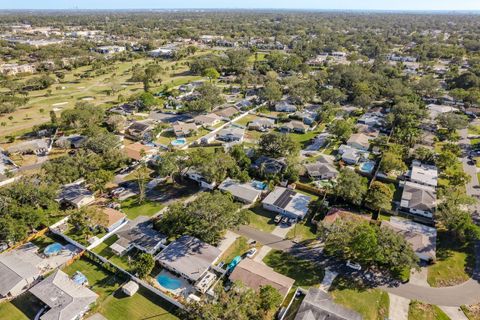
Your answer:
[157,274,183,290]
[359,161,375,174]
[252,180,267,190]
[171,138,186,146]
[44,242,63,256]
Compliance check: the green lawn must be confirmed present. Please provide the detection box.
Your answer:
[233,114,259,127]
[427,232,472,287]
[0,292,44,320]
[263,250,324,288]
[408,301,450,320]
[100,287,179,320]
[289,125,326,148]
[245,205,277,233]
[218,236,261,265]
[120,197,164,219]
[287,219,318,242]
[92,235,138,272]
[329,277,389,320]
[0,302,28,320]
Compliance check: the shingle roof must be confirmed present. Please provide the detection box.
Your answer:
[30,270,98,320]
[229,258,295,298]
[401,181,436,212]
[156,235,221,282]
[218,178,263,203]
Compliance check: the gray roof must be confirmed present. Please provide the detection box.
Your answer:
[7,139,48,154]
[304,157,338,178]
[218,178,263,203]
[401,181,436,212]
[57,185,93,205]
[0,243,42,296]
[295,288,362,320]
[30,270,98,320]
[262,187,311,218]
[114,216,166,252]
[156,235,221,282]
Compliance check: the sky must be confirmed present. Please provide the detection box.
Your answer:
[1,0,480,11]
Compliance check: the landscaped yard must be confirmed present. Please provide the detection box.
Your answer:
[286,219,318,242]
[233,114,259,127]
[263,250,324,288]
[289,124,326,148]
[120,197,164,219]
[92,234,137,271]
[0,292,44,320]
[218,236,261,265]
[408,301,449,320]
[100,286,179,320]
[427,232,473,287]
[329,276,389,320]
[245,205,277,233]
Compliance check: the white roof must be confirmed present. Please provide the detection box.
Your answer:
[218,178,263,203]
[410,160,438,187]
[262,187,311,218]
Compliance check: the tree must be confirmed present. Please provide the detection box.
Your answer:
[334,169,368,205]
[365,181,394,218]
[155,191,245,245]
[260,80,282,107]
[380,151,407,175]
[135,162,149,204]
[87,169,113,194]
[258,132,300,158]
[203,67,220,82]
[259,285,283,313]
[436,113,469,133]
[413,146,436,164]
[328,119,353,142]
[133,253,155,278]
[106,114,126,133]
[69,207,108,240]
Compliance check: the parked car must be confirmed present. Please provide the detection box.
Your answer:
[274,215,282,224]
[346,260,362,271]
[281,217,290,225]
[246,248,257,258]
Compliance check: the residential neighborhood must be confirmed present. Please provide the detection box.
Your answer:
[0,5,480,320]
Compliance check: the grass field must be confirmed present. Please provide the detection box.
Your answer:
[218,236,262,265]
[287,219,318,242]
[0,292,44,320]
[263,250,324,288]
[120,197,164,219]
[1,52,206,139]
[0,302,28,320]
[245,205,277,233]
[329,276,389,320]
[408,301,450,320]
[427,232,472,287]
[92,235,136,271]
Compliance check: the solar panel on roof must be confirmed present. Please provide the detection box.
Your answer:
[273,189,295,209]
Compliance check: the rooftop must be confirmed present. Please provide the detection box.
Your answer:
[410,160,438,187]
[262,187,311,219]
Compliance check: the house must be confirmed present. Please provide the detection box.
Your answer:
[123,142,156,161]
[337,145,368,165]
[95,45,126,54]
[275,101,297,113]
[347,133,371,151]
[156,235,221,282]
[110,217,166,256]
[57,180,95,208]
[215,106,240,119]
[193,113,222,127]
[218,178,264,204]
[235,100,253,110]
[279,120,309,134]
[185,169,216,190]
[100,207,127,233]
[0,63,36,76]
[29,270,98,320]
[381,217,436,262]
[217,126,245,142]
[251,156,287,176]
[109,103,139,116]
[262,187,311,220]
[304,156,338,180]
[6,139,49,155]
[357,113,384,127]
[200,132,217,144]
[126,121,155,141]
[55,135,86,149]
[229,258,295,301]
[426,104,458,120]
[294,111,316,125]
[0,243,42,299]
[294,288,362,320]
[400,181,436,219]
[322,208,369,227]
[149,46,177,58]
[305,133,332,151]
[172,121,197,138]
[409,160,438,188]
[248,118,275,132]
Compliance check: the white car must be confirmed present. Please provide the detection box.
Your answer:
[346,260,362,271]
[246,248,257,258]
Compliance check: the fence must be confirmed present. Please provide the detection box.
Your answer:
[294,182,326,197]
[2,227,49,254]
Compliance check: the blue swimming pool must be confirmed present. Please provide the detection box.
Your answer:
[171,138,186,146]
[252,180,267,190]
[360,161,375,174]
[44,242,63,256]
[157,274,182,290]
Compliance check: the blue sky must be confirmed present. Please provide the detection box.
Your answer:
[1,0,480,10]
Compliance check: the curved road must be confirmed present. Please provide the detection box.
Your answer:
[236,225,480,307]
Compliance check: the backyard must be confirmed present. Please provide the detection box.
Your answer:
[0,292,44,320]
[91,234,138,272]
[329,276,389,320]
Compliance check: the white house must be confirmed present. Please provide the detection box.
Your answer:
[409,160,438,188]
[400,181,436,219]
[262,187,311,220]
[275,101,297,113]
